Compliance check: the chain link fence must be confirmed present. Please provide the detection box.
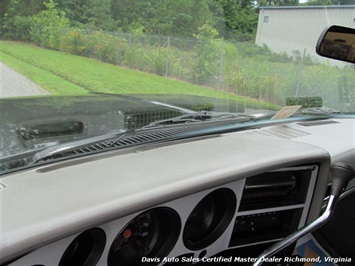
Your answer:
[40,28,354,112]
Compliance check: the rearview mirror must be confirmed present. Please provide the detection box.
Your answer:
[316,25,355,64]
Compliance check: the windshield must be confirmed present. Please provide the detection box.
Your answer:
[0,1,354,173]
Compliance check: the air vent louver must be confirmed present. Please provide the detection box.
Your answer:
[239,169,312,211]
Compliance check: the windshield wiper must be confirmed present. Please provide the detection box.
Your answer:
[301,106,340,115]
[32,131,127,163]
[31,111,256,164]
[142,111,257,129]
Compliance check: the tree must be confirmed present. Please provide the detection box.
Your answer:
[6,0,46,16]
[54,0,117,30]
[84,0,116,30]
[257,0,299,5]
[215,0,259,40]
[111,0,220,37]
[111,0,150,33]
[54,0,87,27]
[0,0,11,19]
[2,0,46,39]
[31,0,70,48]
[0,0,11,36]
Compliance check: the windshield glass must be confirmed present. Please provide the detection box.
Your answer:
[0,1,354,173]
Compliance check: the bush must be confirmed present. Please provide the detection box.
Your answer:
[123,46,151,71]
[193,39,223,84]
[3,15,33,41]
[59,29,88,55]
[60,29,128,65]
[30,0,70,49]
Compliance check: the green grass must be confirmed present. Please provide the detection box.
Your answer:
[0,41,278,109]
[1,52,88,95]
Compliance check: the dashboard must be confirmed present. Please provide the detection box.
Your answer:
[1,118,354,266]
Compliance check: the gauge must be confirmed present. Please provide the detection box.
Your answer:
[108,207,181,266]
[183,188,236,250]
[59,228,106,266]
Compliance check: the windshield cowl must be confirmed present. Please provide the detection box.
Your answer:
[1,112,339,176]
[0,92,350,175]
[0,94,276,160]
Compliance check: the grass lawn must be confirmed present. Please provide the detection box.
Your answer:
[0,41,278,109]
[1,52,88,95]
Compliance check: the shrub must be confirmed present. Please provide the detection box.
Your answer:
[31,0,70,49]
[59,29,87,55]
[3,15,33,41]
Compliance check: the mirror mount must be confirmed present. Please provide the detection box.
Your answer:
[316,25,355,66]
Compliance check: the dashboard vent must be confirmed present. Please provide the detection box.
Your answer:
[239,169,312,211]
[229,166,316,249]
[249,125,311,139]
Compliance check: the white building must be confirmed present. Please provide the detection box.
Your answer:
[255,5,355,63]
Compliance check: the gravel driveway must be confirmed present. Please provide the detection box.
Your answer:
[0,62,50,98]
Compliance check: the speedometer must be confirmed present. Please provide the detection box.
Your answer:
[108,207,181,266]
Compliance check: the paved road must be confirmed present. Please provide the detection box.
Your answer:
[0,62,50,98]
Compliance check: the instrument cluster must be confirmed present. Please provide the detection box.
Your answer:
[8,165,318,266]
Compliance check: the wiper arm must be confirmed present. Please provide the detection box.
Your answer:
[142,111,257,129]
[32,111,256,164]
[32,131,127,163]
[301,106,340,115]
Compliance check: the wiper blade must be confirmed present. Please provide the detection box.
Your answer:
[32,131,126,163]
[301,106,340,115]
[31,112,256,164]
[142,111,257,129]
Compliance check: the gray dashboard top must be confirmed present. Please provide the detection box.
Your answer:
[1,118,354,263]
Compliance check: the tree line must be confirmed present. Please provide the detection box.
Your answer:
[1,0,352,42]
